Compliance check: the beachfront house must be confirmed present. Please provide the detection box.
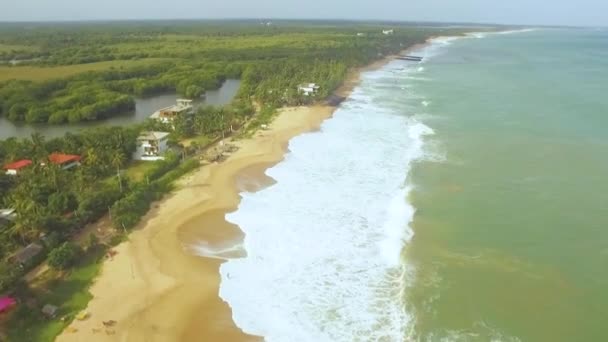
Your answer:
[298,83,320,96]
[382,29,394,35]
[48,153,81,170]
[3,159,32,175]
[151,99,193,123]
[133,131,170,161]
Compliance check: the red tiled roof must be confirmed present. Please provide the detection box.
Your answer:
[3,159,33,171]
[48,153,81,165]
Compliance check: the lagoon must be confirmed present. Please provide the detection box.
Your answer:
[0,79,240,140]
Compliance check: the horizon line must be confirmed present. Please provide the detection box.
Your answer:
[0,17,589,29]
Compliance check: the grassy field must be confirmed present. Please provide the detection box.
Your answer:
[0,58,171,82]
[0,43,38,53]
[123,161,158,182]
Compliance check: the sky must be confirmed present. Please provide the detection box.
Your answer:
[1,0,607,27]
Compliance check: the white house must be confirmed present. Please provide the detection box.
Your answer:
[382,29,394,35]
[133,131,170,161]
[298,83,320,96]
[356,32,366,37]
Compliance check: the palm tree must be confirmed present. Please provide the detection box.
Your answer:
[29,132,47,161]
[84,148,99,167]
[9,196,45,243]
[52,165,61,189]
[110,150,126,193]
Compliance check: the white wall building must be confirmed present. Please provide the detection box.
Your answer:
[133,131,170,161]
[382,29,394,35]
[298,83,320,96]
[150,99,193,124]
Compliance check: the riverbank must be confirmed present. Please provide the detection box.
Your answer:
[55,42,430,342]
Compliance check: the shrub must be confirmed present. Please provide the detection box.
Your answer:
[87,233,99,250]
[48,243,82,270]
[111,158,199,231]
[0,261,22,293]
[142,152,180,181]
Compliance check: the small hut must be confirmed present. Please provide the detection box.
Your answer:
[42,304,58,318]
[10,243,43,266]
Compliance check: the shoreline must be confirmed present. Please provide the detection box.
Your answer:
[56,41,433,342]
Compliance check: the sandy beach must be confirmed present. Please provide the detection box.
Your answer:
[56,44,426,342]
[56,104,335,342]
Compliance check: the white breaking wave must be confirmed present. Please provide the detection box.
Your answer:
[469,32,488,39]
[495,28,538,35]
[429,36,463,46]
[191,240,245,261]
[217,59,438,341]
[467,28,538,39]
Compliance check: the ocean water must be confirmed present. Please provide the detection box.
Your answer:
[217,28,608,341]
[405,29,608,341]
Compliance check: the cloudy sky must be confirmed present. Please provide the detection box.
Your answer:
[1,0,606,26]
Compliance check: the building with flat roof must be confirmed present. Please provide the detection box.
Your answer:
[133,131,171,161]
[151,99,193,123]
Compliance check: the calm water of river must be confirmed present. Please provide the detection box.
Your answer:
[0,79,240,139]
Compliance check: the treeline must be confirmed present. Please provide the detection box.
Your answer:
[0,21,436,64]
[0,22,452,125]
[110,154,199,229]
[240,60,348,106]
[0,61,243,124]
[0,128,138,243]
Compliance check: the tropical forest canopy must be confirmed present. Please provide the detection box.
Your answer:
[0,20,460,124]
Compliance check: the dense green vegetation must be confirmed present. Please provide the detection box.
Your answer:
[6,246,107,342]
[0,127,136,279]
[0,21,455,124]
[0,125,202,341]
[47,242,82,270]
[0,59,170,82]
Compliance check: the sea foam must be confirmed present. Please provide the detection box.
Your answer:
[217,59,436,341]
